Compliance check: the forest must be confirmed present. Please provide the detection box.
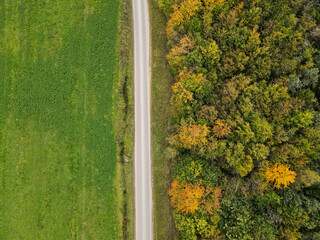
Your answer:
[159,0,320,239]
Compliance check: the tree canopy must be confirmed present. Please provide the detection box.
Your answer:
[160,0,320,239]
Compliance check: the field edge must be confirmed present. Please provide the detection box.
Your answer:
[114,0,135,239]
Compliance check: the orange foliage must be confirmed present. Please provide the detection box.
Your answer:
[173,122,210,150]
[212,119,232,138]
[169,179,205,214]
[201,187,222,215]
[234,1,244,12]
[166,0,202,37]
[265,163,297,189]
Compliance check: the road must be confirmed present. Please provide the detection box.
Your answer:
[132,0,153,239]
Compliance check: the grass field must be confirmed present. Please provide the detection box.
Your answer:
[0,1,122,239]
[149,0,177,239]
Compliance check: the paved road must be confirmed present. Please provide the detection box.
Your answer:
[132,0,152,239]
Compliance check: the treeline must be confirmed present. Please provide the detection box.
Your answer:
[159,0,320,239]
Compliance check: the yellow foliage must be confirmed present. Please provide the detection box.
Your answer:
[172,81,194,104]
[176,68,206,93]
[169,179,205,214]
[167,36,195,74]
[203,0,225,11]
[280,227,301,240]
[265,163,296,189]
[166,0,202,37]
[171,68,206,110]
[212,119,232,138]
[173,122,210,150]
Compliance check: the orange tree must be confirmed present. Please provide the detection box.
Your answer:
[169,179,205,214]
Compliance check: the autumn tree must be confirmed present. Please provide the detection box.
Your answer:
[265,163,297,189]
[169,179,204,214]
[166,0,202,38]
[172,121,210,150]
[167,36,195,75]
[171,68,207,115]
[196,105,218,125]
[200,187,222,215]
[212,119,231,138]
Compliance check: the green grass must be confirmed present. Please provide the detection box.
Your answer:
[0,1,122,239]
[149,0,177,239]
[116,0,134,238]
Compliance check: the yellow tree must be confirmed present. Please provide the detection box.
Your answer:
[173,121,210,150]
[212,119,232,138]
[265,163,297,189]
[166,0,202,37]
[171,68,206,113]
[167,35,195,74]
[169,179,205,214]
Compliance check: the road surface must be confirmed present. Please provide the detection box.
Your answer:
[132,0,153,239]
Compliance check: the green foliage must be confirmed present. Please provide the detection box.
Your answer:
[288,68,319,93]
[175,154,223,188]
[251,191,281,210]
[174,211,220,240]
[196,105,218,125]
[305,183,320,200]
[175,155,205,183]
[225,142,254,177]
[287,110,314,128]
[234,122,255,144]
[297,169,320,187]
[251,116,273,143]
[201,40,221,70]
[301,195,320,232]
[252,215,278,240]
[158,0,176,17]
[249,143,270,161]
[219,198,254,240]
[173,211,198,240]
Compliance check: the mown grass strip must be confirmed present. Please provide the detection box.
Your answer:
[148,0,177,239]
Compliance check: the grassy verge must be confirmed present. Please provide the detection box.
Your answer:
[148,0,177,239]
[115,0,134,239]
[0,1,126,239]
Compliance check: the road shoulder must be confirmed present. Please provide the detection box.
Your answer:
[148,0,177,239]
